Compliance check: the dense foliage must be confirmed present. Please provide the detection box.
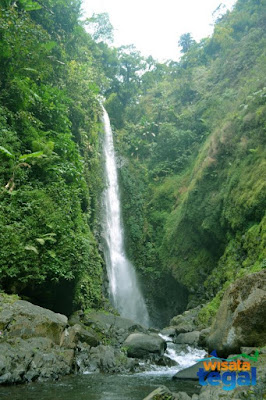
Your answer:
[0,0,265,325]
[106,0,266,323]
[0,0,107,313]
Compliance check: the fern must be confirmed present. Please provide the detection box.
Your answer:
[0,146,14,159]
[19,151,44,161]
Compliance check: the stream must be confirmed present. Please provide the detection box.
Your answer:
[0,340,205,399]
[0,373,200,400]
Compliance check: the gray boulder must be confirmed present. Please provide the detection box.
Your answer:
[82,311,146,345]
[76,344,137,373]
[68,311,83,326]
[170,306,203,335]
[0,337,74,384]
[83,311,144,332]
[173,361,207,381]
[142,386,178,400]
[207,270,266,356]
[175,322,196,335]
[143,386,192,400]
[198,328,211,348]
[0,296,67,345]
[161,327,176,337]
[60,324,99,348]
[170,306,201,327]
[0,295,90,383]
[175,393,192,400]
[174,331,200,346]
[198,385,250,399]
[124,333,166,358]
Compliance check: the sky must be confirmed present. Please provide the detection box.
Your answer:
[82,0,237,62]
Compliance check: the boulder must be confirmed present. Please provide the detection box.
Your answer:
[240,346,257,355]
[0,296,67,345]
[124,333,166,358]
[149,354,178,367]
[148,327,160,334]
[76,344,137,374]
[143,386,192,400]
[198,328,211,348]
[207,270,266,356]
[173,361,207,381]
[68,311,83,326]
[82,311,146,344]
[160,327,176,337]
[175,322,196,335]
[0,337,74,384]
[83,311,145,332]
[174,393,192,400]
[170,306,201,328]
[174,331,200,346]
[198,385,250,399]
[142,386,178,400]
[259,346,266,355]
[60,324,100,348]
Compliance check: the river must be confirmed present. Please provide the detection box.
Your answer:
[0,341,204,399]
[0,372,201,400]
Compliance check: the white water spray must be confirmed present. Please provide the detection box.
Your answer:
[101,108,149,327]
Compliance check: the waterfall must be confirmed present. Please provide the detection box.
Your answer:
[101,108,149,327]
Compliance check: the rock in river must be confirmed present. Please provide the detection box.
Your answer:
[124,332,166,358]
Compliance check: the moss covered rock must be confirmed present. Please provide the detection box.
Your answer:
[0,294,67,345]
[207,270,266,356]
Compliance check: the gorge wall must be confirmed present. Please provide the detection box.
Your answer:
[107,0,266,325]
[0,0,265,328]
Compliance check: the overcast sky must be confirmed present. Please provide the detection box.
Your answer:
[82,0,237,61]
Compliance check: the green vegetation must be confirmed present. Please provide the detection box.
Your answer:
[0,0,265,323]
[106,0,266,321]
[0,0,106,313]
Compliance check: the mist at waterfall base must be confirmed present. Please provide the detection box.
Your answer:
[101,108,149,327]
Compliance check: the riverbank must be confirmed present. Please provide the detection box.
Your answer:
[1,270,265,399]
[0,292,187,384]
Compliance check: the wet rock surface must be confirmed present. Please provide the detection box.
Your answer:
[163,306,208,349]
[0,337,74,384]
[1,288,266,400]
[173,361,206,381]
[123,332,167,358]
[81,310,147,346]
[142,385,177,400]
[174,331,200,346]
[0,295,166,384]
[0,295,148,383]
[142,386,195,400]
[75,343,138,373]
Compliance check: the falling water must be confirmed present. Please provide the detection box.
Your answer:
[101,108,149,327]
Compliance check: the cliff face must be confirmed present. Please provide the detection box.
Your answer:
[0,1,105,313]
[0,0,265,327]
[108,0,266,323]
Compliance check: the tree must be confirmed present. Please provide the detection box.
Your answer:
[86,12,114,44]
[178,33,196,53]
